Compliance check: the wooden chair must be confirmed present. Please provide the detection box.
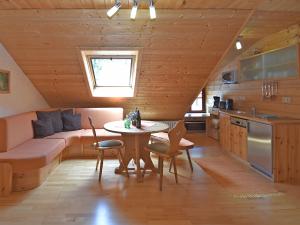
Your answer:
[150,132,194,172]
[88,117,129,182]
[144,120,187,191]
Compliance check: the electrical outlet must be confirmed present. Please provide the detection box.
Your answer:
[282,96,292,104]
[237,96,246,101]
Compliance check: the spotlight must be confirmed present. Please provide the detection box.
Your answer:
[107,1,121,18]
[130,0,138,20]
[149,0,156,20]
[235,38,243,50]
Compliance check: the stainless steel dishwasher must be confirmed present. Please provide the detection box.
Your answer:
[247,121,273,178]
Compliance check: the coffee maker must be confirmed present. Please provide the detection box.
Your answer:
[213,96,220,108]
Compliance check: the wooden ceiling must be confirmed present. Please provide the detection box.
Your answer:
[0,0,262,10]
[0,0,300,119]
[1,0,300,11]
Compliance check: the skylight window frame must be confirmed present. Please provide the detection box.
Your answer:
[80,49,141,98]
[88,55,136,88]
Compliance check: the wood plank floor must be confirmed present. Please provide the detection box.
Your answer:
[1,134,300,225]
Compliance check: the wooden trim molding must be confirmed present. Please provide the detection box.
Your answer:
[0,163,12,196]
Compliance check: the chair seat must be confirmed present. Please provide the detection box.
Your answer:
[151,132,194,148]
[98,140,123,148]
[146,142,170,154]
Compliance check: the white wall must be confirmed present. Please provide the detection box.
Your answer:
[0,44,48,117]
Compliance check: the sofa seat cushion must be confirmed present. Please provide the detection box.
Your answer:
[80,129,122,144]
[151,132,194,149]
[45,130,82,146]
[0,139,65,171]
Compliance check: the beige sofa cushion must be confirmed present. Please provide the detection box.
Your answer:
[45,130,82,147]
[75,108,123,129]
[0,139,65,171]
[0,112,37,152]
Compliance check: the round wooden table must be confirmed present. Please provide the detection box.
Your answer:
[104,120,169,182]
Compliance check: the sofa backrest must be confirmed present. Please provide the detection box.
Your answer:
[75,108,123,129]
[0,112,37,152]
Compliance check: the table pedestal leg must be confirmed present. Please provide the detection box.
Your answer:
[135,135,142,182]
[115,133,156,182]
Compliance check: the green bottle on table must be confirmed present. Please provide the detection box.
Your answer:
[124,115,131,129]
[136,110,141,129]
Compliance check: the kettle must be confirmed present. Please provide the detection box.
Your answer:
[226,99,233,110]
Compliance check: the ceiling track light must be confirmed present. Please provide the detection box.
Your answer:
[235,37,243,50]
[130,0,138,20]
[149,0,156,20]
[106,0,156,20]
[107,0,121,18]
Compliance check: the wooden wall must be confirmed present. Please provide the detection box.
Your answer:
[0,1,300,120]
[0,9,252,120]
[206,25,300,119]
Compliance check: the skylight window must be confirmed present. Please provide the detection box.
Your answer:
[91,57,133,87]
[81,50,140,97]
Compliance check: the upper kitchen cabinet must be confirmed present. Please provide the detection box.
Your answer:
[240,44,299,81]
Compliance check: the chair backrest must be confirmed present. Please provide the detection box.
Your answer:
[167,120,187,154]
[88,117,98,145]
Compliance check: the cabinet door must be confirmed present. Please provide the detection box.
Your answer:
[219,113,231,151]
[239,127,248,160]
[230,124,239,155]
[229,125,248,160]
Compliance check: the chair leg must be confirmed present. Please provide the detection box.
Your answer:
[99,151,104,182]
[118,150,129,178]
[169,158,173,172]
[142,166,146,177]
[95,153,100,171]
[159,157,164,191]
[186,149,193,172]
[157,156,161,174]
[172,156,178,184]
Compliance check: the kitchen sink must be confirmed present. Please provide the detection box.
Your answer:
[256,114,279,119]
[235,110,246,114]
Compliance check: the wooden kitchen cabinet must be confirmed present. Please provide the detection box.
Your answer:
[219,112,247,161]
[219,112,231,152]
[230,124,247,160]
[219,110,300,184]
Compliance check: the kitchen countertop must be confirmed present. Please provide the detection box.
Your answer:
[220,110,300,125]
[184,113,210,118]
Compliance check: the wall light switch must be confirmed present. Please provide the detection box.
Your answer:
[282,96,292,104]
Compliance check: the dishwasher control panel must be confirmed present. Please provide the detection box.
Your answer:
[230,117,248,128]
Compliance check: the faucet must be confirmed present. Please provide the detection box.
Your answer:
[251,107,256,116]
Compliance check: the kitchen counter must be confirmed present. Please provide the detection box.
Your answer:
[220,110,300,124]
[184,113,210,118]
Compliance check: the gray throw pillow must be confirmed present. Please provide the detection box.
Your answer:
[36,110,63,133]
[61,109,73,117]
[62,114,81,131]
[32,119,55,138]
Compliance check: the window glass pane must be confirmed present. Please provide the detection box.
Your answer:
[191,97,203,111]
[91,58,132,87]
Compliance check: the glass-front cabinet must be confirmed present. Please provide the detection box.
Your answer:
[240,44,299,81]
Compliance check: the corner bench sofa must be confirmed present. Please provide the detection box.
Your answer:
[0,108,123,196]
